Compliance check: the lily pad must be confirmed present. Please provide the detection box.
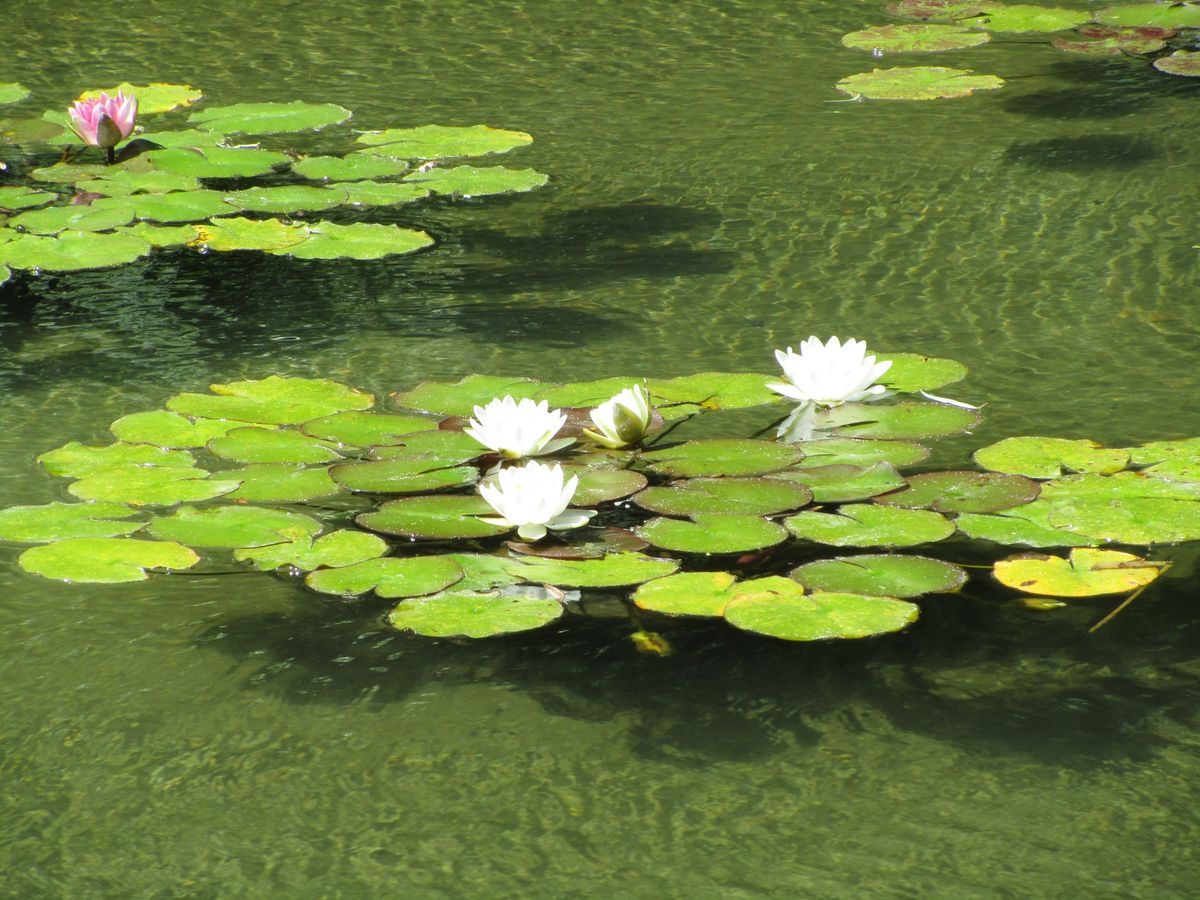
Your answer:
[224,463,343,502]
[337,181,432,207]
[84,170,201,196]
[167,376,374,425]
[723,576,920,641]
[67,466,240,506]
[568,466,649,505]
[355,124,533,160]
[633,476,812,516]
[146,505,322,548]
[119,222,197,247]
[305,554,465,598]
[961,5,1087,32]
[973,436,1129,479]
[842,24,990,53]
[81,83,202,114]
[235,529,388,572]
[1095,3,1200,27]
[636,514,789,554]
[147,146,290,179]
[368,429,486,465]
[38,441,195,478]
[0,230,152,271]
[790,554,967,598]
[1126,437,1200,481]
[953,512,1099,547]
[191,216,310,252]
[112,189,238,223]
[646,372,778,418]
[504,552,680,588]
[220,186,348,215]
[9,202,134,236]
[330,458,479,493]
[268,221,433,260]
[836,66,1004,100]
[792,437,930,469]
[772,462,906,503]
[403,165,548,197]
[357,494,511,540]
[785,504,954,547]
[110,411,245,448]
[632,570,739,617]
[642,439,804,478]
[301,410,436,446]
[292,154,409,181]
[387,587,563,638]
[0,82,30,105]
[392,374,541,417]
[207,426,342,464]
[874,470,1040,513]
[994,549,1164,597]
[0,501,143,542]
[0,186,59,211]
[1153,50,1200,77]
[189,101,352,135]
[1053,24,1172,55]
[885,0,984,20]
[815,401,981,440]
[444,553,527,591]
[18,537,199,584]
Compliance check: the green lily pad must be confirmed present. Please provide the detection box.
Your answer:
[0,82,30,105]
[1126,438,1200,481]
[637,514,789,554]
[876,353,969,392]
[403,165,548,197]
[0,186,59,211]
[885,0,984,20]
[642,439,804,478]
[337,181,432,207]
[994,549,1164,597]
[815,401,981,440]
[368,429,486,465]
[772,462,906,503]
[632,571,739,617]
[18,537,199,584]
[84,170,201,196]
[67,466,240,506]
[1154,50,1200,77]
[953,512,1099,547]
[207,426,342,464]
[189,101,351,135]
[961,5,1087,32]
[28,162,109,184]
[235,529,389,572]
[292,154,409,181]
[132,128,224,147]
[0,230,152,271]
[147,146,290,179]
[790,554,967,598]
[568,466,649,505]
[118,222,197,247]
[874,470,1040,513]
[634,476,812,516]
[392,375,541,417]
[837,66,1004,100]
[355,124,533,160]
[38,441,195,478]
[723,576,919,641]
[646,372,778,418]
[191,216,310,252]
[330,458,479,493]
[9,202,134,236]
[110,411,246,448]
[533,377,647,410]
[220,186,348,215]
[0,501,143,542]
[504,552,680,588]
[168,376,374,425]
[1095,3,1200,27]
[793,437,930,469]
[301,410,436,446]
[268,221,433,260]
[1053,24,1172,55]
[146,505,322,548]
[81,83,202,114]
[973,436,1129,479]
[388,587,564,638]
[443,553,526,591]
[842,24,990,52]
[785,503,954,547]
[357,494,510,540]
[305,554,465,598]
[108,189,238,223]
[224,463,343,502]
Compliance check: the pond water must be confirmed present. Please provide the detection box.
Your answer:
[3,1,1200,895]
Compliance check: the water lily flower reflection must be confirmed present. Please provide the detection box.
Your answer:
[68,91,138,162]
[583,384,652,449]
[464,396,574,459]
[478,460,596,541]
[768,336,892,407]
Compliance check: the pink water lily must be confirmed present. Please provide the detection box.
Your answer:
[68,91,138,162]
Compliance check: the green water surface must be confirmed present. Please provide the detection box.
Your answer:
[2,1,1199,896]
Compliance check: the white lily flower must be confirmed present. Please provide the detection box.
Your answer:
[767,335,892,407]
[478,460,597,541]
[582,384,652,449]
[464,395,574,459]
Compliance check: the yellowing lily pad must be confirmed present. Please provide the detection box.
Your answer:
[19,537,199,583]
[842,24,990,53]
[355,124,533,160]
[993,548,1164,597]
[837,66,1004,100]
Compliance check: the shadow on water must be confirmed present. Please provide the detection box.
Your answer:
[195,571,1200,770]
[1002,134,1160,171]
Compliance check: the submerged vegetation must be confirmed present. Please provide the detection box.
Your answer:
[2,338,1196,647]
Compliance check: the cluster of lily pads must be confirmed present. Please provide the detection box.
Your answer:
[0,82,547,284]
[1,336,1196,646]
[837,1,1200,101]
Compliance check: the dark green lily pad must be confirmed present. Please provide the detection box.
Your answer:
[1053,24,1172,55]
[207,427,342,464]
[790,554,967,598]
[973,436,1129,479]
[816,401,981,440]
[994,548,1164,597]
[634,476,812,516]
[837,67,1004,100]
[1096,3,1200,27]
[636,514,789,554]
[146,505,322,548]
[110,411,245,448]
[785,503,954,547]
[953,511,1099,547]
[505,552,680,588]
[292,154,409,181]
[301,410,436,446]
[0,501,143,542]
[67,466,240,506]
[793,437,930,469]
[18,537,199,584]
[961,5,1087,32]
[0,82,30,105]
[0,186,59,211]
[224,464,344,502]
[191,216,310,252]
[772,462,906,503]
[330,458,479,493]
[874,470,1040,513]
[642,439,804,478]
[723,576,920,641]
[38,441,195,478]
[1154,50,1200,77]
[357,494,510,540]
[235,529,388,572]
[81,82,202,114]
[568,466,649,505]
[0,230,152,271]
[632,570,738,617]
[168,376,374,425]
[189,101,352,135]
[147,146,290,179]
[842,24,990,52]
[355,124,533,160]
[305,554,465,598]
[403,165,548,197]
[268,221,433,260]
[885,0,984,20]
[387,587,563,638]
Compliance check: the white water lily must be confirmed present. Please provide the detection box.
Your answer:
[464,395,574,459]
[478,460,596,541]
[767,335,892,407]
[582,383,652,448]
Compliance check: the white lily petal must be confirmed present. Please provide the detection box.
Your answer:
[548,509,596,531]
[918,390,982,410]
[517,523,548,541]
[771,336,891,407]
